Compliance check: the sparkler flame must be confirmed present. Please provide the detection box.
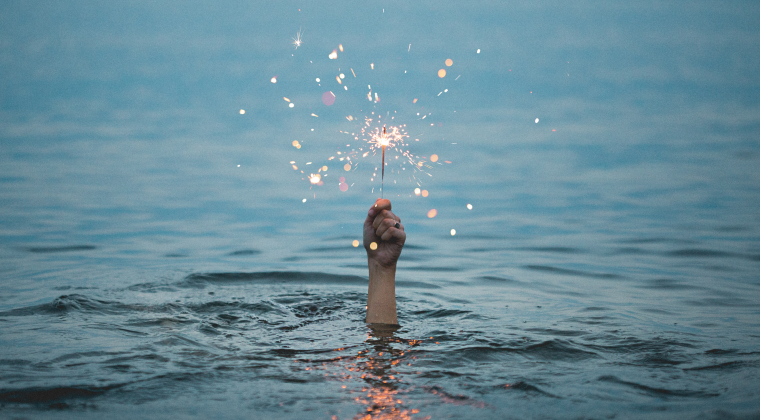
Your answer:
[292,28,303,49]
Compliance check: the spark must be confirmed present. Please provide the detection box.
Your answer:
[292,28,304,49]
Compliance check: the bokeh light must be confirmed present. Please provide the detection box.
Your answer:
[430,154,438,162]
[369,242,377,250]
[414,188,421,196]
[239,109,245,114]
[421,190,429,197]
[467,203,473,210]
[427,209,437,218]
[344,163,351,171]
[438,69,446,78]
[445,58,453,66]
[322,91,336,106]
[450,229,456,236]
[352,240,359,247]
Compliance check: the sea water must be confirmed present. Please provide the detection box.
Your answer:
[1,1,759,419]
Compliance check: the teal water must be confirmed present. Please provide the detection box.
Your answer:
[1,1,760,419]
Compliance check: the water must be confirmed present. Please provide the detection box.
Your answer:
[2,1,760,418]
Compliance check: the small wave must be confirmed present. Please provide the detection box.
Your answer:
[597,375,720,398]
[522,264,622,279]
[520,339,599,361]
[412,309,471,319]
[667,249,734,258]
[0,384,120,404]
[25,245,96,253]
[226,249,261,256]
[178,271,368,288]
[514,247,585,254]
[402,266,462,272]
[496,381,559,398]
[637,278,705,290]
[0,294,126,317]
[684,361,750,371]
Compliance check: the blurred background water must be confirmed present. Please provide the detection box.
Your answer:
[1,1,759,419]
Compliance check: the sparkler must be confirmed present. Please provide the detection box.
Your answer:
[381,126,386,197]
[292,28,303,49]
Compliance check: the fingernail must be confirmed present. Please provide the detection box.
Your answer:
[368,209,375,216]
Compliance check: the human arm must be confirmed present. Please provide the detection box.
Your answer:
[363,199,405,325]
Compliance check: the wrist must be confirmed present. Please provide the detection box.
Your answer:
[368,257,397,275]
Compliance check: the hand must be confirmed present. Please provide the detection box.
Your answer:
[363,198,406,268]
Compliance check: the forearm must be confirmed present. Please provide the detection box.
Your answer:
[366,259,398,325]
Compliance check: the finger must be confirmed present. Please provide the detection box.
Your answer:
[373,209,396,229]
[375,217,396,239]
[372,198,392,214]
[381,225,406,243]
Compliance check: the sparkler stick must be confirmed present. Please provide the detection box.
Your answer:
[381,126,386,198]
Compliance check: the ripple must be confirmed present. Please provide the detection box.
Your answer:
[25,245,97,253]
[522,265,622,279]
[597,375,720,398]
